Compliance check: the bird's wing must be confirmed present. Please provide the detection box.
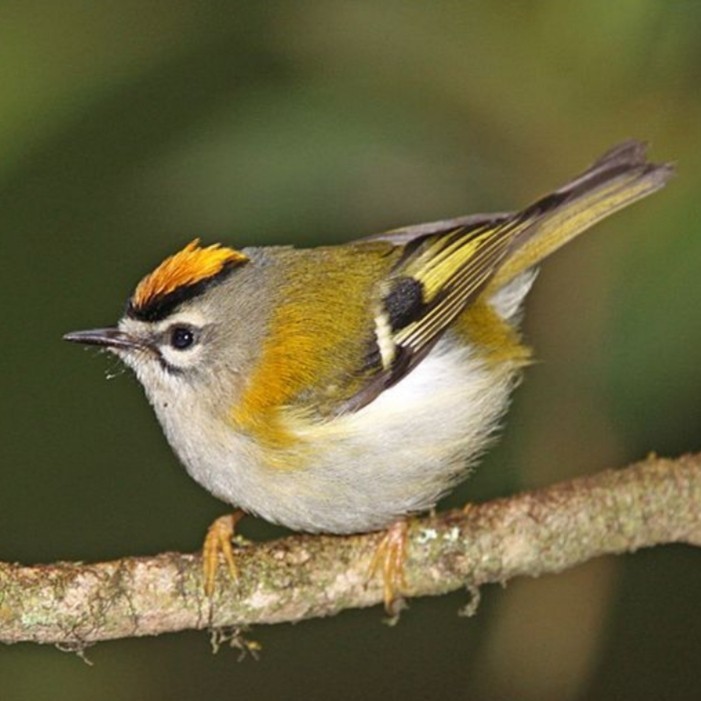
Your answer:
[339,140,672,414]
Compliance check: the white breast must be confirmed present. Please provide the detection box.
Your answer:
[153,274,535,534]
[160,338,517,533]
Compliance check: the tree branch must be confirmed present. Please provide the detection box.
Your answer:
[2,452,700,645]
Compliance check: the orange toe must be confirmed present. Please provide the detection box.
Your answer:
[368,520,409,615]
[202,511,244,596]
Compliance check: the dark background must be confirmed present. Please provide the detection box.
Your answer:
[1,2,700,700]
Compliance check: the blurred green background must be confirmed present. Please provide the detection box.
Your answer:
[1,2,700,700]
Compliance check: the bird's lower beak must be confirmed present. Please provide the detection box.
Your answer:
[63,327,146,351]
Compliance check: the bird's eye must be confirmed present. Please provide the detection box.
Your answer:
[169,326,195,350]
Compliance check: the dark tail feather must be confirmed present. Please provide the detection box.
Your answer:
[490,140,674,290]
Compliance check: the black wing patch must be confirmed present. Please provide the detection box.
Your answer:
[338,140,673,416]
[338,220,518,414]
[384,276,426,331]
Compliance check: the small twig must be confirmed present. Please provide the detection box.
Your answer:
[1,452,699,645]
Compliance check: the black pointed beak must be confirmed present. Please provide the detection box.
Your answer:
[63,327,146,351]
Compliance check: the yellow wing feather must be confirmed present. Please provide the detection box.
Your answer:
[376,141,673,388]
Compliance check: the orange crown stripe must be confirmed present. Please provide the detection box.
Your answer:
[132,239,247,310]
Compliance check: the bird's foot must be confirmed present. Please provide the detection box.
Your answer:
[202,511,244,596]
[368,520,410,619]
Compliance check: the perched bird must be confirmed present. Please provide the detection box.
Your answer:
[65,141,672,611]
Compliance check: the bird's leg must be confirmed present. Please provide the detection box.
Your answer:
[368,519,410,616]
[202,510,245,596]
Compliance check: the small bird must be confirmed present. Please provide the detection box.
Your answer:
[65,141,672,611]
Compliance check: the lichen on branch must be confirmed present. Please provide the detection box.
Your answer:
[1,453,699,645]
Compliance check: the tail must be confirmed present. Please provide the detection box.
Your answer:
[489,140,674,291]
[340,141,672,412]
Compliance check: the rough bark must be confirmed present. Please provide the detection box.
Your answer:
[1,453,699,645]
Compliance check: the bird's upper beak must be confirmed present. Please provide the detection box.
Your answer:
[63,327,146,352]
